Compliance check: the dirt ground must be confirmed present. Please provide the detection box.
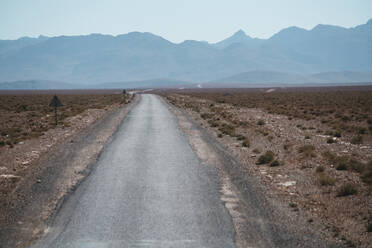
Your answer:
[160,89,372,248]
[0,93,136,247]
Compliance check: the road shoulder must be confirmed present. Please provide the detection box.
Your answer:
[0,95,139,248]
[162,96,339,248]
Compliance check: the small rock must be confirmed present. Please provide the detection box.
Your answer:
[279,181,296,187]
[259,169,267,175]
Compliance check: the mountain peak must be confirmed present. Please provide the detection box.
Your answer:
[214,29,260,49]
[233,29,247,37]
[311,24,346,32]
[270,26,307,40]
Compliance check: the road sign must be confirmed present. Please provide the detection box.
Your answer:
[49,95,63,107]
[49,95,63,125]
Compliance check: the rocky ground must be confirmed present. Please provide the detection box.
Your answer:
[162,92,372,248]
[0,94,136,247]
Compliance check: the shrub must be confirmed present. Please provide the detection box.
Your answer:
[323,151,340,164]
[289,202,297,208]
[336,162,348,171]
[218,123,235,136]
[319,174,336,186]
[358,127,367,134]
[297,145,315,158]
[367,223,372,232]
[361,160,372,185]
[257,151,274,165]
[327,138,335,144]
[270,160,280,167]
[325,130,334,136]
[333,131,341,138]
[252,148,261,154]
[351,135,363,144]
[257,120,265,126]
[348,159,365,173]
[208,120,219,127]
[337,183,358,197]
[200,113,213,120]
[242,138,250,147]
[316,166,325,173]
[283,143,292,150]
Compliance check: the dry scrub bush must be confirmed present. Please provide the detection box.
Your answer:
[257,151,274,165]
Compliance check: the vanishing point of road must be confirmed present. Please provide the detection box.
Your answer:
[32,94,236,248]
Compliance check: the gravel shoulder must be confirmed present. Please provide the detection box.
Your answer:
[0,94,138,248]
[162,96,338,248]
[162,92,372,247]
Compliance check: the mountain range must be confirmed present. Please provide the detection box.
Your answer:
[0,19,371,88]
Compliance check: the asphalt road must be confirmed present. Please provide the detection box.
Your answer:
[32,94,236,248]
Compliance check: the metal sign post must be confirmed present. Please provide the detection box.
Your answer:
[49,95,63,126]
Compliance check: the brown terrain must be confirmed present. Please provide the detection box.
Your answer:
[0,91,131,197]
[0,86,371,247]
[0,90,135,247]
[158,86,372,248]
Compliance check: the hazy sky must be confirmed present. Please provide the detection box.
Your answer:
[1,0,372,43]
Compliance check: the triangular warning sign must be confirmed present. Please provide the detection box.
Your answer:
[49,95,63,107]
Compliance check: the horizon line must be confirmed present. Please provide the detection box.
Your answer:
[1,17,371,44]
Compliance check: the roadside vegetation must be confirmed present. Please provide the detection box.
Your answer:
[165,87,372,144]
[0,93,130,147]
[160,86,372,247]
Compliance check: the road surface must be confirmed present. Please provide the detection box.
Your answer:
[32,94,236,248]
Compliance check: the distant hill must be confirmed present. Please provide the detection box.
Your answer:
[211,70,305,84]
[0,35,48,55]
[0,78,192,90]
[208,70,372,87]
[309,71,372,83]
[0,80,79,90]
[0,19,371,87]
[95,78,191,89]
[1,71,371,90]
